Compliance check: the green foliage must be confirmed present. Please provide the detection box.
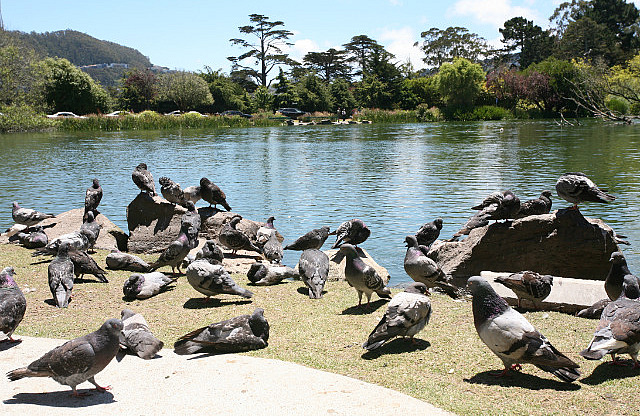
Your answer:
[400,76,442,109]
[526,57,578,113]
[295,74,332,112]
[272,68,299,109]
[499,17,554,68]
[416,103,443,121]
[329,78,356,112]
[120,68,158,112]
[605,95,630,114]
[343,35,386,78]
[0,104,53,132]
[354,108,419,123]
[199,67,248,112]
[157,71,213,112]
[0,43,38,106]
[303,48,351,82]
[436,58,485,108]
[415,27,489,67]
[252,86,274,111]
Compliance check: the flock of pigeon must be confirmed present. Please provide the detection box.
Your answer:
[1,169,639,397]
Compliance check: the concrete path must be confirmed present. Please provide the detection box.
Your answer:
[1,336,454,416]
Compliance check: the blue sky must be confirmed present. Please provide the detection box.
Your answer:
[2,0,619,72]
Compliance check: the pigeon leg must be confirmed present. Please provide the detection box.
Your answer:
[1,336,22,344]
[511,363,522,372]
[357,291,363,308]
[88,376,112,392]
[609,354,629,366]
[70,386,90,397]
[491,367,511,378]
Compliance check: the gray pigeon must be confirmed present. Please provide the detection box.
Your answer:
[195,240,224,264]
[148,227,191,274]
[15,225,48,249]
[331,219,370,248]
[262,231,283,264]
[200,177,231,211]
[363,282,431,351]
[604,251,640,301]
[33,231,89,257]
[284,226,331,251]
[467,276,580,382]
[80,211,101,252]
[7,318,123,396]
[451,190,521,239]
[555,172,615,209]
[174,308,269,355]
[218,215,262,255]
[337,244,391,308]
[0,267,26,343]
[515,190,552,218]
[119,309,164,360]
[185,260,253,299]
[494,271,553,309]
[580,275,640,368]
[181,201,201,249]
[298,249,329,299]
[132,163,156,196]
[247,262,298,286]
[68,249,108,283]
[415,218,443,247]
[105,249,151,272]
[403,236,460,298]
[12,201,55,226]
[84,178,102,222]
[577,299,611,319]
[123,272,175,300]
[182,185,201,204]
[256,216,276,245]
[48,242,74,308]
[159,176,186,205]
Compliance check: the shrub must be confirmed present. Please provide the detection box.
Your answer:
[0,105,53,133]
[605,96,630,115]
[416,104,443,122]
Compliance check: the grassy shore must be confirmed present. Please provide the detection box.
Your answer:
[1,243,637,415]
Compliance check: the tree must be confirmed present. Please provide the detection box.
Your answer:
[295,73,332,112]
[415,27,489,67]
[400,76,442,109]
[343,35,386,78]
[158,71,213,112]
[499,17,555,68]
[526,57,578,113]
[252,86,274,111]
[436,57,485,108]
[303,48,351,82]
[120,68,157,112]
[555,18,618,64]
[228,14,294,87]
[0,42,38,106]
[199,67,248,112]
[272,68,299,109]
[329,78,356,112]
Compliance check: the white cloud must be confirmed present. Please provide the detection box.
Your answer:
[286,38,320,62]
[448,0,540,28]
[379,27,426,69]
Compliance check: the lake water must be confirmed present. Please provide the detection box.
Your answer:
[1,120,639,284]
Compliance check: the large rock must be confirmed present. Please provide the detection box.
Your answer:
[127,193,188,253]
[430,208,621,280]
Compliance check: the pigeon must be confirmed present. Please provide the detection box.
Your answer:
[48,242,75,308]
[331,219,371,249]
[363,282,431,351]
[451,190,521,239]
[181,201,201,248]
[12,201,55,226]
[83,178,102,222]
[182,185,201,204]
[467,275,580,382]
[494,271,554,309]
[148,227,191,274]
[580,275,640,368]
[68,249,108,283]
[256,216,277,246]
[195,240,224,265]
[403,235,460,298]
[247,262,298,286]
[80,211,101,252]
[284,226,331,251]
[0,267,26,343]
[415,218,443,247]
[218,215,262,255]
[33,231,89,257]
[132,163,156,196]
[555,172,615,209]
[605,251,640,301]
[174,308,268,355]
[337,244,391,308]
[119,309,164,360]
[199,177,231,211]
[577,299,611,319]
[185,260,253,299]
[7,318,123,396]
[123,272,175,300]
[15,225,48,249]
[298,249,329,299]
[515,191,552,218]
[262,231,283,264]
[159,176,186,205]
[105,249,151,272]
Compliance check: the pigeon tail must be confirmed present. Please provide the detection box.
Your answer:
[6,367,42,381]
[173,340,204,355]
[376,287,392,299]
[579,348,608,361]
[220,200,232,212]
[233,286,254,299]
[536,365,581,383]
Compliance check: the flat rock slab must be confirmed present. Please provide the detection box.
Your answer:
[1,336,453,416]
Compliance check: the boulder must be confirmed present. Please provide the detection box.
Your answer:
[127,193,188,253]
[430,208,621,280]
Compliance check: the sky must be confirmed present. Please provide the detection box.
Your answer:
[3,0,633,74]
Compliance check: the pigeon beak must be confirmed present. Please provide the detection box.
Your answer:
[328,230,337,236]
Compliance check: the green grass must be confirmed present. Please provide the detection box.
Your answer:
[1,243,638,415]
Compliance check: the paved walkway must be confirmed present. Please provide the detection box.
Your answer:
[1,336,454,416]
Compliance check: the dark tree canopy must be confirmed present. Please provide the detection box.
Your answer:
[415,27,489,67]
[500,17,555,68]
[343,35,386,77]
[303,48,351,82]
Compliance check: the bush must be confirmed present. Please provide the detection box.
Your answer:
[416,104,443,122]
[0,105,53,133]
[354,108,419,123]
[445,105,512,121]
[605,96,630,115]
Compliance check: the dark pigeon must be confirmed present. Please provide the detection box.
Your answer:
[105,249,151,272]
[284,226,331,251]
[577,299,611,319]
[363,282,432,351]
[0,267,26,343]
[403,235,460,298]
[494,271,553,309]
[298,249,329,299]
[68,249,108,283]
[48,242,74,308]
[451,190,521,240]
[331,219,370,249]
[123,272,175,300]
[12,201,55,226]
[218,215,262,255]
[262,231,283,264]
[415,218,443,247]
[580,275,640,368]
[119,309,164,360]
[174,308,269,355]
[148,227,191,274]
[185,260,253,299]
[132,163,156,196]
[515,190,552,218]
[337,244,391,308]
[15,225,48,249]
[159,176,186,206]
[7,318,123,396]
[247,262,298,286]
[605,251,640,301]
[199,177,231,211]
[80,211,101,252]
[195,240,224,265]
[555,172,615,209]
[181,201,201,249]
[467,276,580,382]
[84,178,102,222]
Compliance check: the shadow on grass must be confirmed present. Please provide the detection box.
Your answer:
[296,287,327,298]
[182,298,252,309]
[464,370,581,391]
[580,360,640,385]
[3,390,115,407]
[30,258,52,265]
[361,338,431,359]
[341,299,388,315]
